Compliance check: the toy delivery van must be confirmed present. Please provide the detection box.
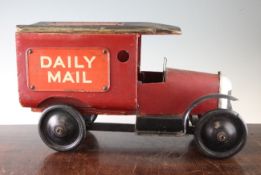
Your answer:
[16,22,247,158]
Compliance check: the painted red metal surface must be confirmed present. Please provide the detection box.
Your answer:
[137,69,219,116]
[16,33,140,114]
[27,47,110,92]
[16,31,219,117]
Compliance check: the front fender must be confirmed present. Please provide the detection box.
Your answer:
[183,93,238,134]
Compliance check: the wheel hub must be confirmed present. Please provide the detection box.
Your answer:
[201,118,238,151]
[217,131,228,143]
[54,125,66,137]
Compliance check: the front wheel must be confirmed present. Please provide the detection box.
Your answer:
[194,109,247,159]
[39,105,86,152]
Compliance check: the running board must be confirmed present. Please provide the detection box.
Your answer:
[88,116,194,134]
[89,123,135,132]
[136,116,183,133]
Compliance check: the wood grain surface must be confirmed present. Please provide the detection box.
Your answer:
[0,124,260,175]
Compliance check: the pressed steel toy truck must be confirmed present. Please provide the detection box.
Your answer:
[16,22,247,158]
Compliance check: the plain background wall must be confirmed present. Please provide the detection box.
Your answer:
[0,0,260,124]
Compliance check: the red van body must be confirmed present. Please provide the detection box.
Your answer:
[16,23,219,117]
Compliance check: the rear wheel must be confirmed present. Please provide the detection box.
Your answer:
[39,105,86,151]
[194,109,247,159]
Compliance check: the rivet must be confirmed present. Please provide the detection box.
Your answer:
[28,49,33,54]
[103,49,108,54]
[102,86,108,91]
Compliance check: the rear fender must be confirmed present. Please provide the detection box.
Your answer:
[37,97,87,111]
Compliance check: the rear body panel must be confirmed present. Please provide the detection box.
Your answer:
[137,68,219,116]
[16,33,140,114]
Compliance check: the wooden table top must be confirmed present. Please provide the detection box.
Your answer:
[0,124,260,175]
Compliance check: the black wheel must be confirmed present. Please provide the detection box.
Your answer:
[84,114,97,128]
[39,105,86,151]
[194,109,247,159]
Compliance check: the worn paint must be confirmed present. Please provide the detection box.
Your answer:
[27,47,110,92]
[138,69,219,116]
[16,22,182,35]
[16,33,139,114]
[16,22,219,117]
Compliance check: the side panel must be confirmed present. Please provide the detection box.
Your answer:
[138,68,219,116]
[27,48,110,92]
[16,33,140,114]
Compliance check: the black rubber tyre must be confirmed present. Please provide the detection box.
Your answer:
[39,105,86,152]
[194,109,247,159]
